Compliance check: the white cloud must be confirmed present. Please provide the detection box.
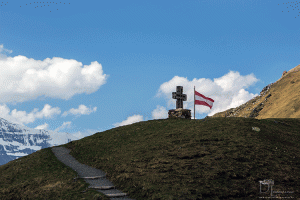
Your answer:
[0,50,109,104]
[154,70,260,118]
[214,70,258,92]
[70,131,86,140]
[0,44,13,59]
[0,103,98,133]
[62,104,97,117]
[34,123,49,130]
[34,104,61,119]
[0,45,102,137]
[113,115,144,128]
[70,129,103,140]
[0,44,13,53]
[54,121,73,132]
[151,105,168,119]
[0,104,61,126]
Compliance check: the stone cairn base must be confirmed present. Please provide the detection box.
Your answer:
[168,108,191,119]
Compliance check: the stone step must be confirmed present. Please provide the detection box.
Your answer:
[89,186,116,190]
[74,175,106,179]
[78,176,129,198]
[82,186,128,198]
[105,193,128,197]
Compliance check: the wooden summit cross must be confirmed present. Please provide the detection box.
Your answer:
[172,86,187,109]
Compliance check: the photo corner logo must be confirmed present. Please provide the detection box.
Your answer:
[258,179,295,199]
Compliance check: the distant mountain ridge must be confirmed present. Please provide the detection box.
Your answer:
[210,64,300,119]
[0,117,79,166]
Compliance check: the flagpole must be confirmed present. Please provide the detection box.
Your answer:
[194,86,195,119]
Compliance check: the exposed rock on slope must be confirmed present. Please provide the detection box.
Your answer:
[210,64,300,119]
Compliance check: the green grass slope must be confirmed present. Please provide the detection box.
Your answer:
[1,117,299,199]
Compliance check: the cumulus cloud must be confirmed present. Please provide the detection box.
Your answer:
[0,44,13,59]
[62,104,97,117]
[70,128,107,140]
[0,52,109,104]
[151,105,168,119]
[70,131,88,140]
[0,102,97,130]
[34,123,50,130]
[0,104,61,126]
[0,44,104,137]
[154,70,260,118]
[113,115,144,128]
[54,121,73,132]
[36,121,103,140]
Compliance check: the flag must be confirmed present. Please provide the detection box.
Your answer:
[194,86,215,120]
[195,90,214,109]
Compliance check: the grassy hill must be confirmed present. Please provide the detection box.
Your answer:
[0,117,299,199]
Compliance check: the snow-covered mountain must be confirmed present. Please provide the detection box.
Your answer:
[0,117,79,166]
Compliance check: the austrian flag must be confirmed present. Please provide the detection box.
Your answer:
[194,90,214,109]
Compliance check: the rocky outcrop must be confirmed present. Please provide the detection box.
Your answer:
[260,83,273,96]
[282,70,287,76]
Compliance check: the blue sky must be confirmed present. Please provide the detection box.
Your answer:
[0,0,299,140]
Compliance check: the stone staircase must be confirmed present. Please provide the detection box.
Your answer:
[76,175,129,198]
[51,146,135,200]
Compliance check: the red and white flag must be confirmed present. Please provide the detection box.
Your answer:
[194,90,214,109]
